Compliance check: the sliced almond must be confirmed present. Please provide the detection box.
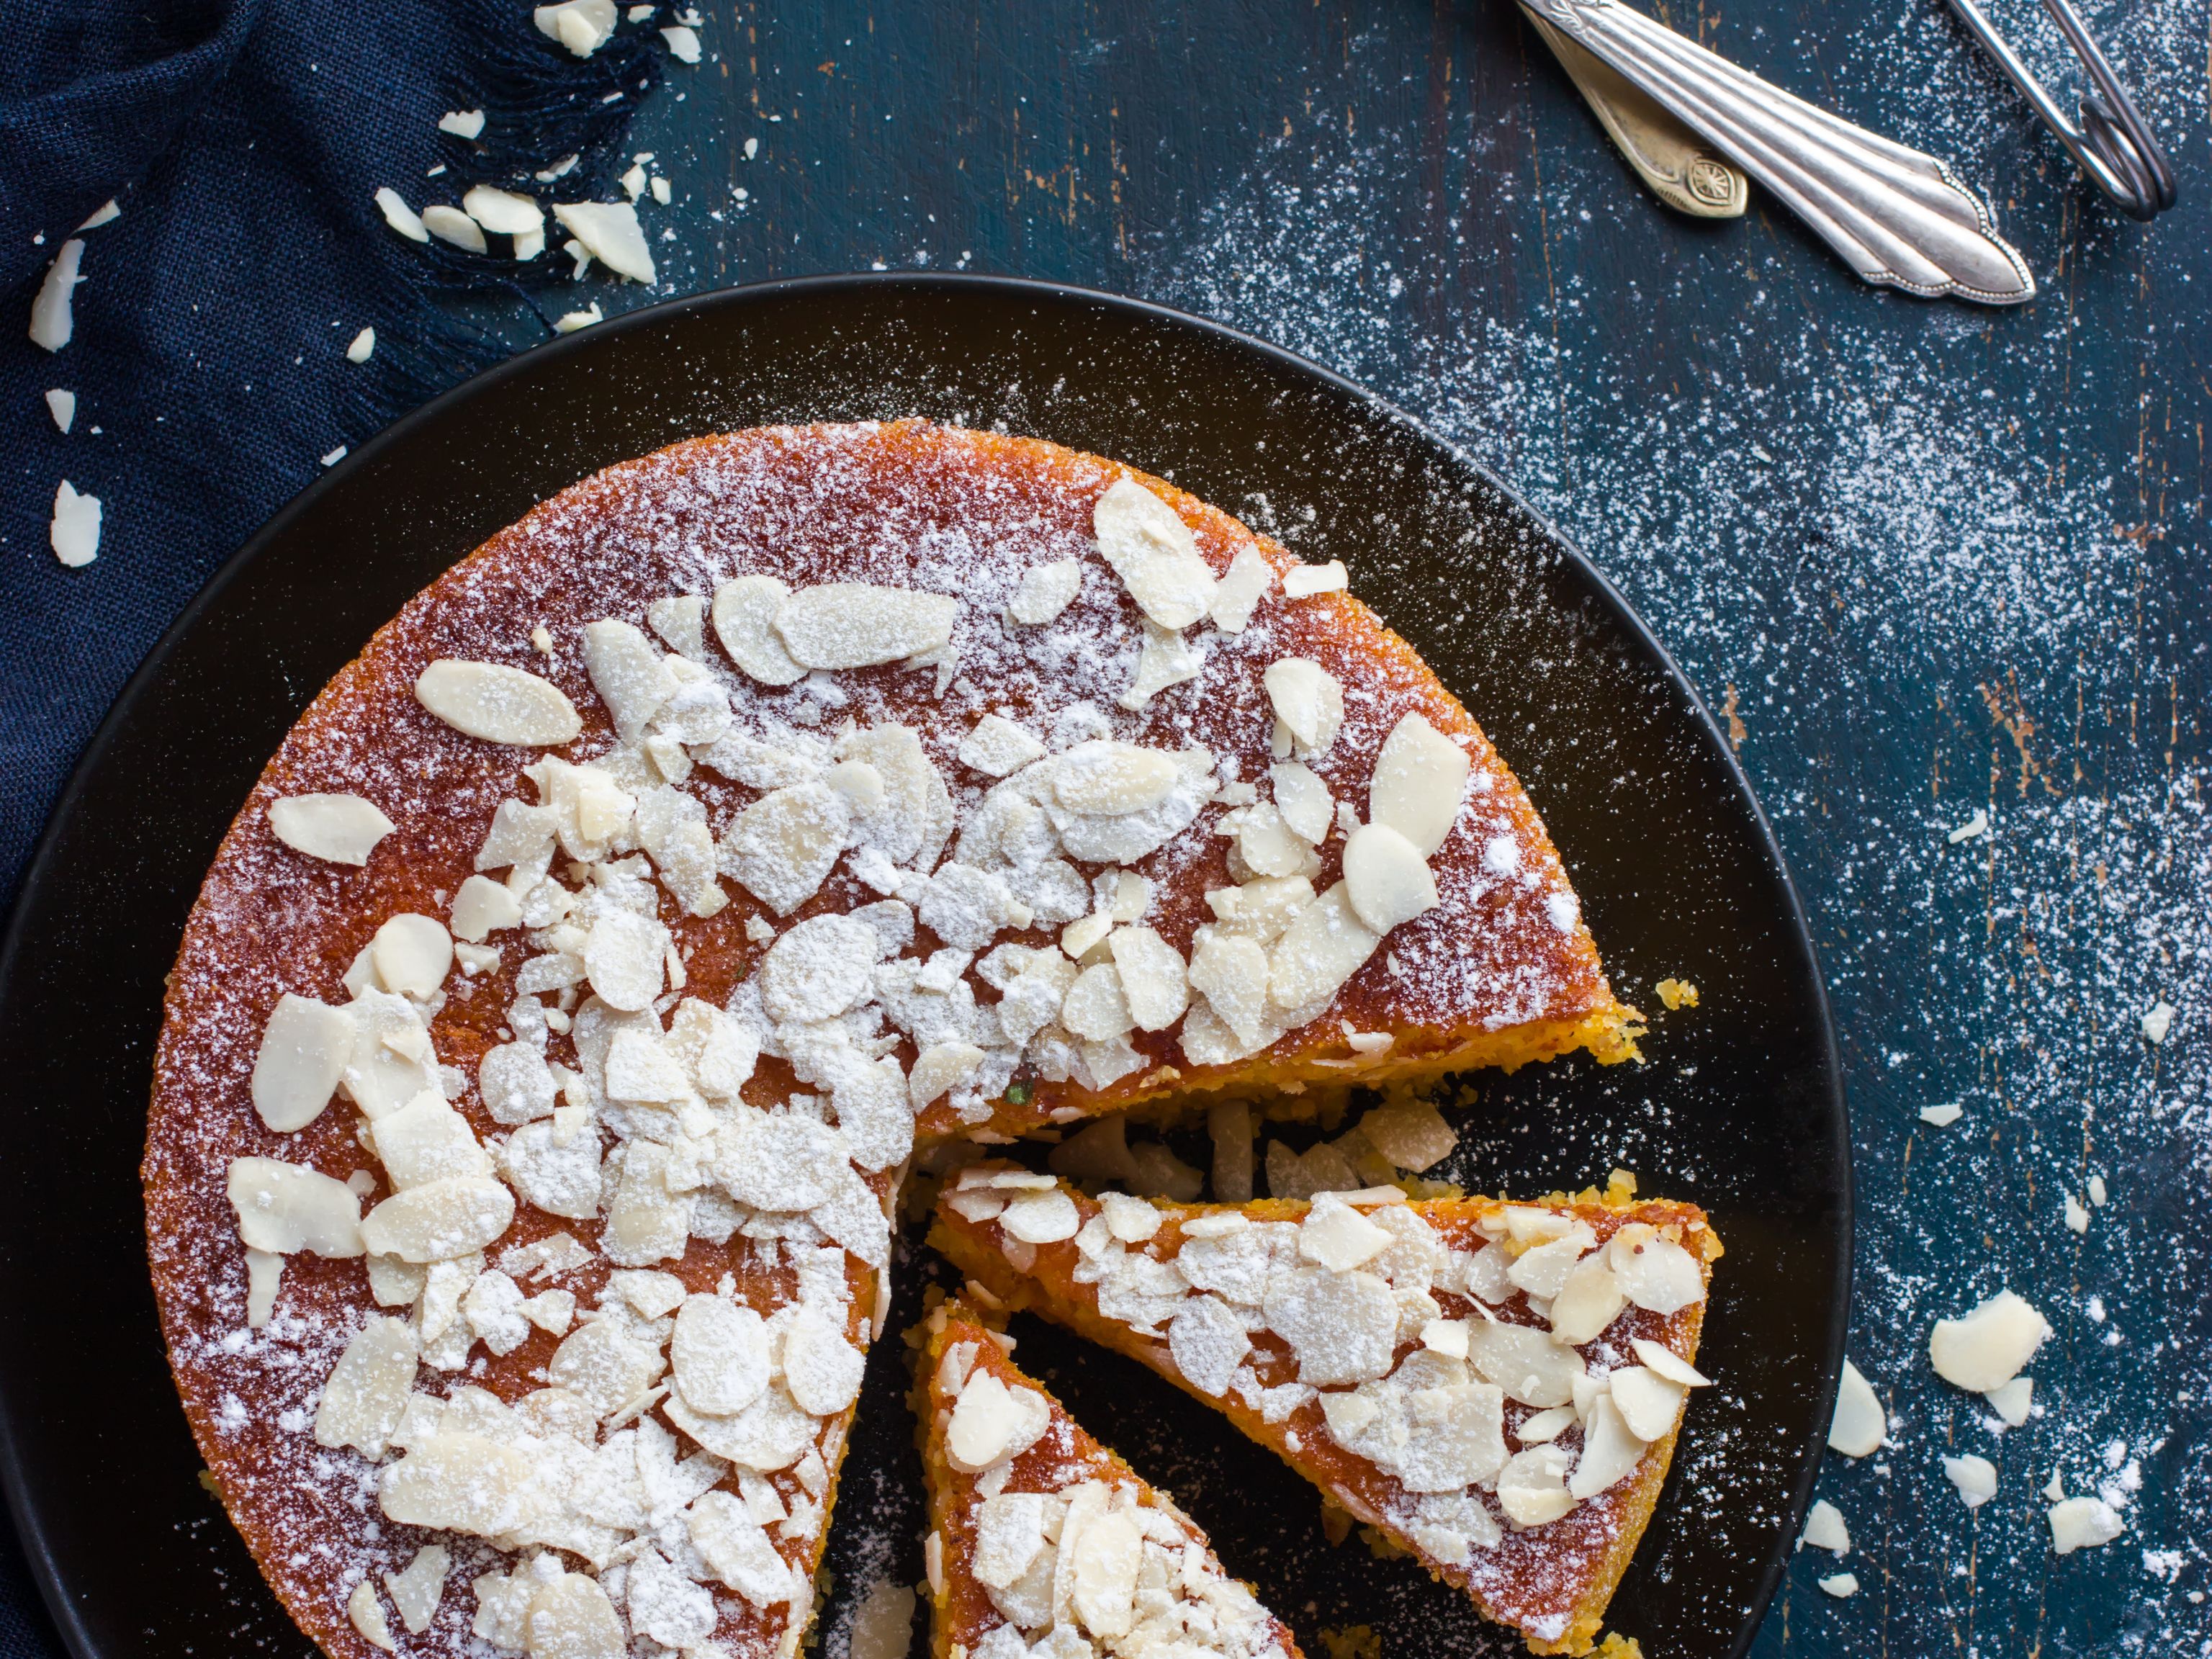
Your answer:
[1341,822,1440,933]
[1827,1357,1885,1457]
[359,1177,515,1262]
[461,185,544,237]
[721,781,850,914]
[1092,478,1216,629]
[1465,1320,1583,1408]
[1943,1453,1998,1509]
[1370,713,1471,855]
[1269,762,1334,844]
[1107,925,1188,1031]
[959,714,1048,777]
[1280,559,1348,597]
[581,617,676,737]
[1928,1290,2051,1393]
[315,1316,418,1456]
[672,1294,773,1416]
[251,994,356,1131]
[550,200,655,283]
[1606,1364,1688,1439]
[1119,620,1205,709]
[1547,1251,1627,1344]
[711,575,806,685]
[647,593,708,658]
[1008,559,1083,624]
[369,913,451,999]
[1187,930,1272,1046]
[1799,1498,1851,1552]
[1609,1223,1707,1313]
[1629,1336,1712,1388]
[1567,1393,1647,1499]
[1267,882,1380,1018]
[1209,545,1274,633]
[945,1370,1050,1471]
[1298,1195,1393,1272]
[449,873,523,942]
[1356,1096,1456,1172]
[421,204,487,253]
[1263,657,1344,755]
[1061,963,1134,1040]
[413,659,580,746]
[783,1305,866,1414]
[268,793,395,866]
[371,1092,491,1189]
[1054,741,1179,815]
[1002,1188,1082,1244]
[1496,1444,1574,1527]
[773,583,958,667]
[910,1040,987,1108]
[228,1156,364,1256]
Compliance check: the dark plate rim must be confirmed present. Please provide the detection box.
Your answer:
[0,269,1851,1659]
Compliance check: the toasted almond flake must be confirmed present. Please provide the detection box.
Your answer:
[2049,1496,2123,1553]
[1797,1497,1850,1553]
[552,199,655,282]
[1107,925,1188,1030]
[536,0,617,55]
[348,1581,396,1652]
[1943,1453,1998,1509]
[437,109,485,138]
[1817,1572,1860,1599]
[770,582,958,667]
[1009,558,1083,624]
[1298,1195,1392,1272]
[1341,822,1439,933]
[661,22,702,60]
[1930,1290,2051,1393]
[553,302,603,333]
[1263,657,1344,755]
[228,1156,364,1256]
[29,238,84,351]
[251,994,356,1130]
[374,187,429,243]
[1828,1358,1885,1457]
[268,792,394,866]
[1920,1102,1964,1127]
[44,388,74,432]
[421,204,487,252]
[1629,1336,1712,1388]
[1369,713,1471,855]
[360,1176,514,1262]
[344,326,376,363]
[1281,559,1347,597]
[1421,1317,1470,1357]
[413,658,580,745]
[462,185,543,238]
[1263,1264,1396,1385]
[48,479,99,567]
[960,713,1047,776]
[1092,478,1216,629]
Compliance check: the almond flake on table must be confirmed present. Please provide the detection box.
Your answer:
[346,327,375,363]
[2087,1174,2108,1207]
[535,0,616,56]
[536,153,581,181]
[29,238,84,351]
[2141,1000,2175,1044]
[1984,1375,2033,1426]
[374,187,429,243]
[2049,1496,2123,1554]
[1817,1573,1859,1599]
[2064,1193,2090,1234]
[1797,1498,1850,1554]
[49,480,100,567]
[628,3,656,18]
[662,24,702,62]
[552,199,656,283]
[463,186,544,240]
[1943,1453,1998,1509]
[268,793,395,865]
[621,163,648,200]
[1929,1290,2051,1393]
[45,389,75,432]
[1919,1102,1964,1127]
[1947,808,1989,844]
[438,109,485,138]
[1280,559,1348,598]
[78,199,121,230]
[1827,1357,1885,1457]
[651,175,673,205]
[421,204,487,253]
[320,446,347,467]
[554,303,603,334]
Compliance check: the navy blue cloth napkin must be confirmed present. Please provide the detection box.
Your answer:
[0,0,662,914]
[0,1,661,1649]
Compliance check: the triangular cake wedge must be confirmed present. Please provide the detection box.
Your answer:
[920,1298,1307,1659]
[930,1169,1720,1655]
[147,421,1637,1659]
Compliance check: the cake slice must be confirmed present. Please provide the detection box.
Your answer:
[930,1169,1720,1655]
[919,1298,1305,1659]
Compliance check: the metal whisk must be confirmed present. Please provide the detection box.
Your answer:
[1942,0,2177,219]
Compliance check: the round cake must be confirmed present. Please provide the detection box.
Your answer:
[145,421,1637,1659]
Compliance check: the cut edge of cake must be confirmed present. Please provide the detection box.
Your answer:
[916,1295,1308,1659]
[928,1169,1719,1657]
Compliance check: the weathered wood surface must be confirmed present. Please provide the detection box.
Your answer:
[588,1,2210,1650]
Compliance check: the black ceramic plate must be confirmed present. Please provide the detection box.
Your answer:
[0,276,1846,1659]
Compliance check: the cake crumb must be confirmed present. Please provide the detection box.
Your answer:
[1654,978,1699,1010]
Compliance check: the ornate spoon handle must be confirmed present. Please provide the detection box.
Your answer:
[1527,0,2036,304]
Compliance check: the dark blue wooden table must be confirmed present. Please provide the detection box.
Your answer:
[6,1,2208,1654]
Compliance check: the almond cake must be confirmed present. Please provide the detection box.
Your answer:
[144,421,1647,1659]
[917,1298,1306,1659]
[930,1170,1719,1655]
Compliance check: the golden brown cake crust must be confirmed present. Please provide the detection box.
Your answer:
[931,1187,1716,1656]
[145,421,1632,1658]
